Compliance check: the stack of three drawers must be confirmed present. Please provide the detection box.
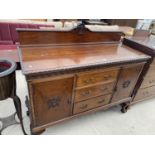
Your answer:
[73,68,119,114]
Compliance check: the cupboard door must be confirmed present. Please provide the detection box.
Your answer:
[111,64,144,103]
[29,76,74,126]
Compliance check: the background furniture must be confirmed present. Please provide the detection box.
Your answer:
[0,59,26,134]
[104,19,138,28]
[0,45,20,69]
[0,21,55,45]
[119,26,135,36]
[17,26,150,134]
[0,20,55,69]
[150,21,155,35]
[133,29,150,38]
[123,35,155,103]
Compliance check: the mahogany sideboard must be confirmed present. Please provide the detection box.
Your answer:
[17,27,150,134]
[123,35,155,103]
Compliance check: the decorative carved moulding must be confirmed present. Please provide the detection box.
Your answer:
[17,26,123,45]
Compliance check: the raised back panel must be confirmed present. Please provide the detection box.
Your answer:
[17,28,123,45]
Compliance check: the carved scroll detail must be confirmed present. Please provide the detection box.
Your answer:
[47,96,61,109]
[122,80,131,88]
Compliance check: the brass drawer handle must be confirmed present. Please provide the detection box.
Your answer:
[149,80,155,84]
[143,91,149,95]
[100,87,108,92]
[81,91,91,96]
[98,99,105,104]
[103,75,112,80]
[47,96,61,109]
[83,78,94,84]
[67,99,71,105]
[80,104,88,109]
[122,80,131,88]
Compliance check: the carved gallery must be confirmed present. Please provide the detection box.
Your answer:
[0,19,155,135]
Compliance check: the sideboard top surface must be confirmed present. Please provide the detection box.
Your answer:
[19,43,150,75]
[17,28,150,75]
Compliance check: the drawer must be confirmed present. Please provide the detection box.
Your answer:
[134,85,155,101]
[151,58,155,65]
[76,68,119,88]
[145,66,155,77]
[73,94,112,114]
[140,76,155,88]
[74,81,115,102]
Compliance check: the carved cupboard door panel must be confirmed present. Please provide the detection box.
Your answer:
[111,63,144,103]
[29,75,74,127]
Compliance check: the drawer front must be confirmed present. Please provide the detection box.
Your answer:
[151,58,155,65]
[140,76,155,88]
[145,65,155,77]
[74,81,115,102]
[29,76,74,126]
[134,85,155,101]
[111,63,144,103]
[76,68,119,88]
[73,94,112,114]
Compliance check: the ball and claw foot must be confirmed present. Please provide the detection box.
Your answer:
[32,129,46,135]
[121,103,130,113]
[26,111,29,116]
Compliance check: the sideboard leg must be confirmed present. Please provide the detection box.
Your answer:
[13,96,27,135]
[31,129,46,135]
[121,102,130,113]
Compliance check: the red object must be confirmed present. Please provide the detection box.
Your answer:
[0,22,55,45]
[0,40,14,45]
[0,45,17,50]
[0,62,11,68]
[0,21,55,63]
